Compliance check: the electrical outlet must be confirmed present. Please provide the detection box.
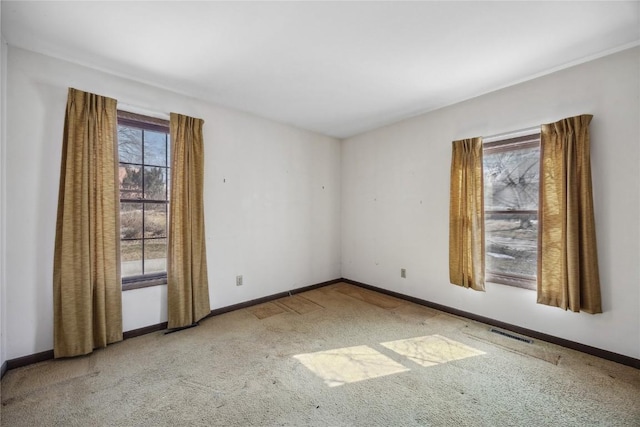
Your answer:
[401,268,406,278]
[236,275,243,286]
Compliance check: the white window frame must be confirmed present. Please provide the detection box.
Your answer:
[117,111,171,291]
[483,130,541,290]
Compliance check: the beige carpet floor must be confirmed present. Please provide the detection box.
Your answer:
[2,283,639,426]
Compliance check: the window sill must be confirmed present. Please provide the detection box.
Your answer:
[486,273,536,291]
[122,276,167,291]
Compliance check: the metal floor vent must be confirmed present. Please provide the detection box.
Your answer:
[489,328,533,344]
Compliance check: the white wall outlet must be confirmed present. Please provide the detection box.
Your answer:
[401,268,406,278]
[236,275,243,286]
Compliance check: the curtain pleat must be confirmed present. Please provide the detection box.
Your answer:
[449,137,485,291]
[53,88,122,358]
[167,113,211,328]
[537,114,602,313]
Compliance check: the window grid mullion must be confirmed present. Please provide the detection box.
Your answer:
[483,134,540,290]
[118,112,170,288]
[141,129,146,276]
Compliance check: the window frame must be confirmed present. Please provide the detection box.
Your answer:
[483,133,541,290]
[117,111,171,291]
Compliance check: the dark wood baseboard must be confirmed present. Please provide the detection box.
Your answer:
[0,278,343,378]
[5,349,55,373]
[342,278,640,370]
[123,322,169,340]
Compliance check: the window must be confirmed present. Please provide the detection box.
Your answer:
[117,111,170,290]
[483,133,540,290]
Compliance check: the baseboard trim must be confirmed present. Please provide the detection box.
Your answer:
[123,322,169,340]
[1,278,343,377]
[342,278,640,370]
[5,350,55,374]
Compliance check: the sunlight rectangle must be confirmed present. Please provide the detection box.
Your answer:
[381,335,485,367]
[294,345,409,387]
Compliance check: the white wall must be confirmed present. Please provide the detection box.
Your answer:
[5,46,341,359]
[342,47,640,359]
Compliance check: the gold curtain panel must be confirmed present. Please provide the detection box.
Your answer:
[53,88,123,358]
[449,137,485,291]
[537,114,602,313]
[167,113,211,328]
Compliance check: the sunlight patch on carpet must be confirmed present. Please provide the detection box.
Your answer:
[381,335,486,367]
[294,345,409,387]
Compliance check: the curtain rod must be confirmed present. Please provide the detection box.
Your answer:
[118,102,170,121]
[483,126,540,143]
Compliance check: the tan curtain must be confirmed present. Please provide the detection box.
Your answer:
[449,137,485,291]
[537,115,601,313]
[167,113,211,328]
[53,88,122,358]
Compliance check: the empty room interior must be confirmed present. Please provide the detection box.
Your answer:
[0,1,639,425]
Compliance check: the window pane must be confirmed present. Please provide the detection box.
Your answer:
[121,239,143,277]
[119,165,143,199]
[120,203,142,239]
[144,130,167,166]
[144,166,168,200]
[484,146,540,211]
[118,125,142,164]
[145,238,167,274]
[144,202,167,238]
[118,113,170,285]
[485,213,537,278]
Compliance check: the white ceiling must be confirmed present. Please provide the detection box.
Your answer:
[2,1,639,138]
